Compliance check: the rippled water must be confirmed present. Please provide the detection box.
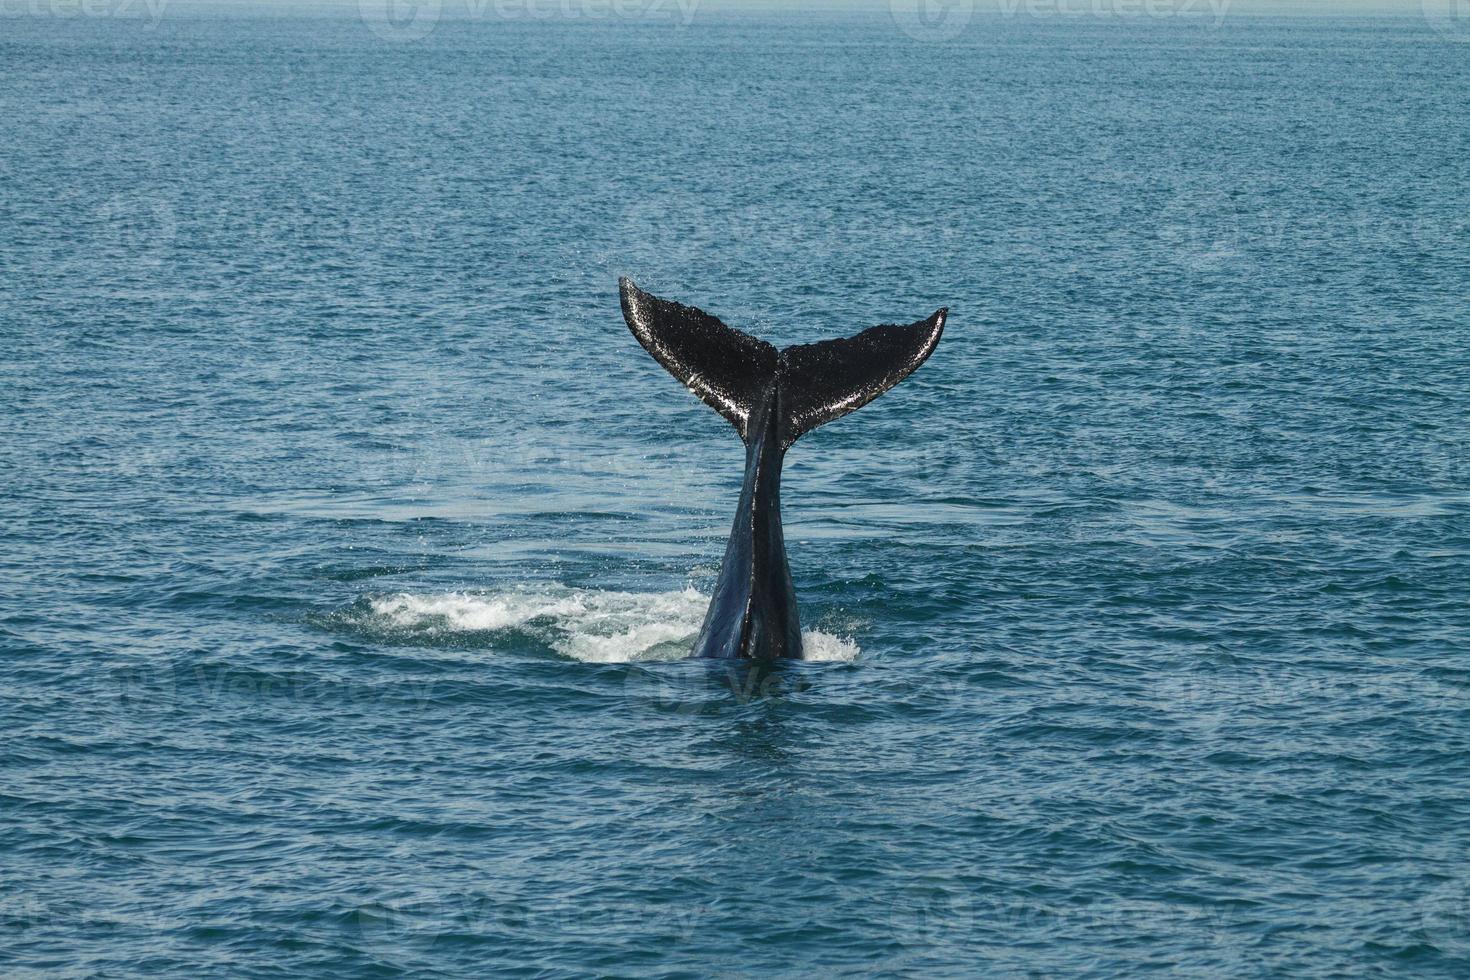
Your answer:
[4,8,1470,976]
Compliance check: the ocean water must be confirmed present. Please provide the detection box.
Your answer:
[4,7,1469,976]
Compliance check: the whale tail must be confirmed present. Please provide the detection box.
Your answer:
[619,278,945,448]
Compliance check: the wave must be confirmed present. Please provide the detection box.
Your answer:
[358,585,860,664]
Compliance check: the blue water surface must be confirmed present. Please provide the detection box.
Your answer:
[3,7,1469,976]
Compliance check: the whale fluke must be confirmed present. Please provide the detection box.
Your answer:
[617,277,947,660]
[778,310,946,448]
[620,278,777,442]
[619,277,945,447]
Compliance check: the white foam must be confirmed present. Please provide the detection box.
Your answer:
[369,591,587,633]
[800,631,862,663]
[363,585,860,664]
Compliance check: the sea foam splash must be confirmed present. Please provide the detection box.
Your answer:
[365,585,860,663]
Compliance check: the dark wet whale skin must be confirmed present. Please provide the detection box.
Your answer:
[691,382,802,660]
[618,278,946,660]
